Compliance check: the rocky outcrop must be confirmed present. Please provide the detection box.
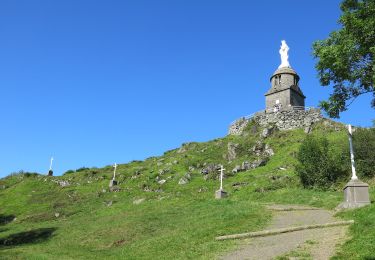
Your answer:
[227,142,239,161]
[228,117,249,136]
[228,108,322,135]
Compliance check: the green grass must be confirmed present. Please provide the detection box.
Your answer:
[0,120,374,259]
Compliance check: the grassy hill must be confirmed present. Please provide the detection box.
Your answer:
[1,119,374,259]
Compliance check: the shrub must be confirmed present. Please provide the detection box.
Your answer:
[64,170,75,175]
[76,167,89,172]
[353,128,375,178]
[296,135,349,189]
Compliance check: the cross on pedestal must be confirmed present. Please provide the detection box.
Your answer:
[215,165,227,199]
[348,125,358,180]
[109,163,118,189]
[337,125,370,209]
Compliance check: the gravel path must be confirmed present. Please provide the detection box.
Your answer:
[220,205,348,260]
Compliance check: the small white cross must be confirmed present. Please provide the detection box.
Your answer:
[113,163,117,180]
[218,165,225,190]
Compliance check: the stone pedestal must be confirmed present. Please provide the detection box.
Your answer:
[215,189,227,199]
[48,170,53,176]
[109,179,118,188]
[337,179,370,209]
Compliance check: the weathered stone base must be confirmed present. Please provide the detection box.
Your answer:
[109,179,118,188]
[48,170,53,176]
[215,189,227,199]
[337,179,371,209]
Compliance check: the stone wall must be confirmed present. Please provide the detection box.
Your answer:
[228,108,322,135]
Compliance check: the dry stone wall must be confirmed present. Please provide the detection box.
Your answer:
[228,108,322,135]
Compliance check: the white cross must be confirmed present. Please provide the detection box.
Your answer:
[218,165,225,190]
[348,125,358,180]
[49,157,54,171]
[113,163,117,180]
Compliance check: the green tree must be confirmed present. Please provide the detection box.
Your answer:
[296,135,349,189]
[312,0,375,118]
[353,128,375,177]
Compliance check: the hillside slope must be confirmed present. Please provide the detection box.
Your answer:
[0,119,374,259]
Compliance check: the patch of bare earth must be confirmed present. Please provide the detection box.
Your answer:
[220,205,349,260]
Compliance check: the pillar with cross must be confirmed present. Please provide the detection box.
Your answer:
[337,125,370,209]
[215,165,227,199]
[109,163,118,188]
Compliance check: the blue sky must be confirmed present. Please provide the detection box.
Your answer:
[0,0,373,177]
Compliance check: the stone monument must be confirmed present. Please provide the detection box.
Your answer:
[48,157,54,176]
[265,40,305,112]
[337,125,370,209]
[109,163,118,188]
[215,165,227,199]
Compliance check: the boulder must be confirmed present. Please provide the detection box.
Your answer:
[250,159,267,168]
[133,198,145,205]
[227,142,239,161]
[158,179,166,185]
[264,144,274,156]
[201,164,220,175]
[178,177,189,185]
[232,165,242,174]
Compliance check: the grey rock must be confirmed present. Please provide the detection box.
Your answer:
[133,198,145,205]
[232,165,242,174]
[201,164,220,175]
[158,179,166,185]
[232,182,249,188]
[264,144,274,156]
[58,181,70,187]
[252,140,265,156]
[261,128,271,138]
[109,186,121,192]
[178,177,189,185]
[228,117,249,135]
[227,142,239,161]
[241,161,252,170]
[251,159,267,168]
[304,125,312,134]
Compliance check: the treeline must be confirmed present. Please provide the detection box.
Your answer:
[296,127,375,189]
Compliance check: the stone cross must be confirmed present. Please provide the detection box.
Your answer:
[278,40,290,69]
[348,125,358,180]
[113,163,117,180]
[219,165,225,190]
[49,157,54,171]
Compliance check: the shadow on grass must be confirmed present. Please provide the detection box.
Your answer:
[0,214,15,226]
[0,227,57,248]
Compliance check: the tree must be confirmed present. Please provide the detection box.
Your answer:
[312,0,375,118]
[296,135,349,189]
[353,128,375,178]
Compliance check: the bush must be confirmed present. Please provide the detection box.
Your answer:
[76,167,89,172]
[353,128,375,178]
[64,170,75,175]
[296,135,349,189]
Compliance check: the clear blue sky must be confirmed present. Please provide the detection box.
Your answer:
[0,0,373,177]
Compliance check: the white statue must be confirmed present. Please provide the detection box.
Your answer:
[278,40,290,69]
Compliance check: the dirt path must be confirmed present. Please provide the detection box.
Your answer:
[220,205,348,260]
